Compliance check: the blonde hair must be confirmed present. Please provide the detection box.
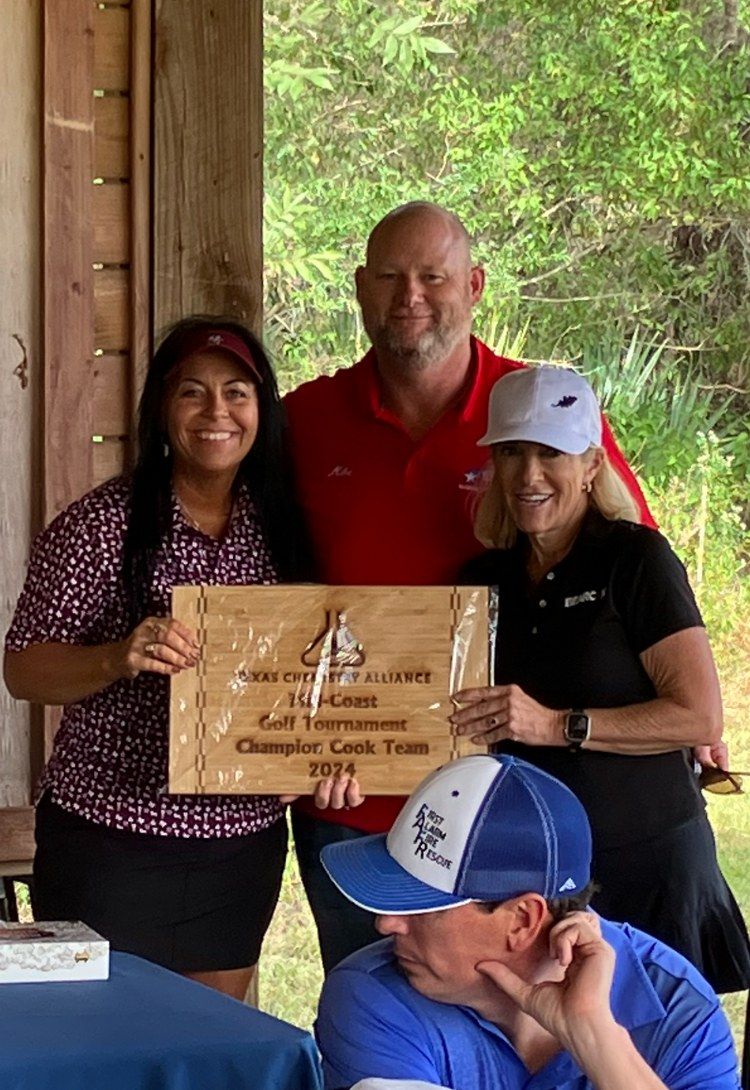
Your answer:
[474,448,641,550]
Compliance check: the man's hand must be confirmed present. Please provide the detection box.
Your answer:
[476,914,671,1089]
[476,912,616,1049]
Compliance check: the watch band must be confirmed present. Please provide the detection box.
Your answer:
[564,709,591,751]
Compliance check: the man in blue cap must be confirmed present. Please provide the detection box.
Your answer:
[316,755,740,1090]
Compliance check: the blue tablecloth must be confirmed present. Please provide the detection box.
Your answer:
[0,951,322,1090]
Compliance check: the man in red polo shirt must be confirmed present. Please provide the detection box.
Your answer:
[284,201,653,972]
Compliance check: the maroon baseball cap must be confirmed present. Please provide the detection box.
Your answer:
[176,328,263,384]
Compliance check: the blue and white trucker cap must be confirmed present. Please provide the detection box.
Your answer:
[478,365,602,455]
[321,755,592,915]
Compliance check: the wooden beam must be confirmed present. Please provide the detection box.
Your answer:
[43,0,95,519]
[93,354,130,434]
[94,267,130,350]
[0,809,35,865]
[94,5,130,92]
[129,0,153,433]
[93,182,130,264]
[0,0,40,808]
[153,0,263,331]
[94,95,129,178]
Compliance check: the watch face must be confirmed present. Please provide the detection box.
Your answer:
[566,713,590,742]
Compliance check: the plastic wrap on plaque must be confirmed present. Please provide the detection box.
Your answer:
[169,585,491,796]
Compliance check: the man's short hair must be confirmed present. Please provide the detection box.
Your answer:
[365,202,472,264]
[476,879,599,923]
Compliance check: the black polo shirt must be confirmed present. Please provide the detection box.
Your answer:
[462,512,705,850]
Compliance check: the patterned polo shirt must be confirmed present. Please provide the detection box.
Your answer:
[5,476,285,838]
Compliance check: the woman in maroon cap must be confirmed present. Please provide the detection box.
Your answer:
[4,316,356,999]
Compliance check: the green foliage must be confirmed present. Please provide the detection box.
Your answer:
[264,0,750,393]
[648,435,749,647]
[573,329,749,646]
[263,0,750,640]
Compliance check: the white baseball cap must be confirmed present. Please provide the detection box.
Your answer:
[321,755,592,915]
[478,365,602,454]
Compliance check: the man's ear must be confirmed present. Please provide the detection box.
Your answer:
[469,265,485,305]
[503,894,548,952]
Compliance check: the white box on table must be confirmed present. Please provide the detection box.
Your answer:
[0,921,109,983]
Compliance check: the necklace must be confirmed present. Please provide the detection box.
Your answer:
[178,497,232,536]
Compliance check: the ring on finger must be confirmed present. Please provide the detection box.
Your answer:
[144,642,157,656]
[150,622,164,639]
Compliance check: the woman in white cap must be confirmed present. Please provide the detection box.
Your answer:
[450,364,750,1000]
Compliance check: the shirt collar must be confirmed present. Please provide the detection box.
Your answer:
[352,337,485,430]
[602,918,667,1030]
[511,506,611,573]
[170,480,254,541]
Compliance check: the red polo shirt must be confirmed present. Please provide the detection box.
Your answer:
[285,338,654,832]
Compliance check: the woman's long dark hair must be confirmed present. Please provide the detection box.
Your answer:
[123,316,311,621]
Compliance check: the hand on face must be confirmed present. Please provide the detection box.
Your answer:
[476,911,617,1049]
[450,684,564,747]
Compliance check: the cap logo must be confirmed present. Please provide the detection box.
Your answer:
[208,333,223,346]
[412,802,453,871]
[558,877,577,893]
[552,395,577,408]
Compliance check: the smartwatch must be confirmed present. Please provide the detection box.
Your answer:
[564,709,591,751]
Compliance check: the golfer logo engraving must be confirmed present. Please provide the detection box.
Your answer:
[301,609,365,667]
[552,395,577,408]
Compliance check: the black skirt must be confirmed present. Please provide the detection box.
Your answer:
[590,812,750,995]
[33,796,287,973]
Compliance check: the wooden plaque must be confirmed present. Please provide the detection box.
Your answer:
[169,585,491,795]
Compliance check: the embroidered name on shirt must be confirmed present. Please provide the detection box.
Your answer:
[564,588,606,607]
[328,465,353,477]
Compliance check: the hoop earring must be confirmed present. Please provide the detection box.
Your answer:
[162,439,170,459]
[582,481,592,494]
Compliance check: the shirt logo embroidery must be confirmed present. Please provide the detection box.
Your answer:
[553,395,577,408]
[328,465,353,477]
[564,588,606,607]
[458,466,493,493]
[558,877,577,892]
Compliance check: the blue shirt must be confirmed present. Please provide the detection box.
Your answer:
[316,921,739,1090]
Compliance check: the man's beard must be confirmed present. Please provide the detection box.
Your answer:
[369,314,468,371]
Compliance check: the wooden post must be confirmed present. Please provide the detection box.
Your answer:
[153,2,264,1003]
[0,1,41,814]
[153,0,263,332]
[130,0,153,427]
[42,0,95,520]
